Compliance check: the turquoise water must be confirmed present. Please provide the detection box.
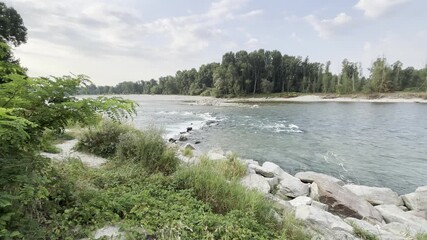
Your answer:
[127,95,427,194]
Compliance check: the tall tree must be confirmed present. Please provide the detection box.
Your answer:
[0,2,27,46]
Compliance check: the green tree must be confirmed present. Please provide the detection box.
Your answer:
[0,2,27,46]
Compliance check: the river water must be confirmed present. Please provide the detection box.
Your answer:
[126,95,427,194]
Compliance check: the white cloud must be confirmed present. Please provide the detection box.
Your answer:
[354,0,411,18]
[305,12,352,39]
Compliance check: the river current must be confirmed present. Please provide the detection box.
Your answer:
[125,95,426,194]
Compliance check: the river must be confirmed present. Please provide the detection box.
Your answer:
[125,95,427,194]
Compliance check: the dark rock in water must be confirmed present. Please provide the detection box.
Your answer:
[187,127,193,132]
[180,131,186,134]
[168,138,177,143]
[206,120,216,125]
[195,141,201,144]
[179,135,188,141]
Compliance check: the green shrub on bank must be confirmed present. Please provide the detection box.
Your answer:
[75,120,134,158]
[173,157,275,227]
[115,130,179,175]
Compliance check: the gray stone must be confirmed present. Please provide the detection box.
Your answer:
[207,148,225,160]
[265,176,280,189]
[295,205,355,239]
[184,143,195,150]
[402,189,427,211]
[240,173,270,194]
[94,225,125,240]
[289,196,313,208]
[295,171,345,186]
[261,161,286,177]
[266,194,293,212]
[375,204,427,235]
[248,164,274,178]
[178,135,188,141]
[343,184,403,206]
[311,201,328,211]
[344,217,405,240]
[416,186,427,192]
[276,172,309,198]
[309,182,320,200]
[314,178,383,222]
[407,210,427,220]
[382,222,419,238]
[241,159,260,167]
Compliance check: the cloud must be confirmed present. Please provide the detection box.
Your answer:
[354,0,411,18]
[305,12,352,39]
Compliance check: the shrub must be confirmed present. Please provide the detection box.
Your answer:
[75,120,134,158]
[182,148,193,157]
[115,129,179,175]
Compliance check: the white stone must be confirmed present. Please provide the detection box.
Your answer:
[276,172,309,198]
[416,186,427,192]
[295,171,344,186]
[94,225,124,240]
[382,222,419,238]
[289,196,313,208]
[343,184,403,206]
[240,173,270,194]
[402,190,427,211]
[311,201,328,211]
[266,194,293,212]
[407,210,427,220]
[248,164,275,178]
[207,148,225,160]
[265,176,279,189]
[375,204,427,235]
[344,217,405,240]
[295,205,355,239]
[309,182,319,200]
[184,143,195,150]
[261,161,286,177]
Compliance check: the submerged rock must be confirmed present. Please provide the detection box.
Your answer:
[343,184,403,206]
[295,171,344,186]
[314,178,383,222]
[178,135,188,141]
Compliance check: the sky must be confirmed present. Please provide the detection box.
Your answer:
[4,0,427,85]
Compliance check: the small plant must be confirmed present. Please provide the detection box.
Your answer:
[350,222,379,240]
[182,148,193,157]
[280,212,311,240]
[417,233,427,240]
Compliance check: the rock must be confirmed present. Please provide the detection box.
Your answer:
[248,164,274,178]
[93,225,125,240]
[178,135,188,141]
[168,138,177,143]
[206,120,216,126]
[267,194,293,212]
[194,141,201,144]
[314,178,383,222]
[295,171,344,186]
[343,184,403,206]
[310,182,319,200]
[240,173,270,194]
[289,196,312,208]
[261,161,286,177]
[186,127,193,132]
[276,172,309,198]
[398,205,408,211]
[207,148,225,160]
[265,176,279,189]
[345,217,404,240]
[242,159,260,167]
[375,204,427,235]
[295,205,355,239]
[407,210,427,220]
[381,222,420,238]
[184,143,195,150]
[402,189,427,211]
[311,201,328,211]
[416,186,427,192]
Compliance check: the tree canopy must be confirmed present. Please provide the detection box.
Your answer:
[0,2,27,46]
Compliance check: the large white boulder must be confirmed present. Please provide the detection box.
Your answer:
[289,196,313,208]
[248,164,274,178]
[345,217,405,240]
[314,178,383,222]
[261,161,286,177]
[402,187,427,211]
[295,205,355,239]
[276,172,309,198]
[295,171,344,186]
[240,173,270,194]
[343,184,403,206]
[375,204,427,235]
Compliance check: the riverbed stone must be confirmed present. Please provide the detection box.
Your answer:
[374,204,427,234]
[240,173,270,194]
[248,164,274,178]
[343,184,403,206]
[402,188,427,211]
[314,178,383,222]
[276,172,309,198]
[289,196,313,208]
[295,205,355,239]
[295,171,345,186]
[344,217,404,240]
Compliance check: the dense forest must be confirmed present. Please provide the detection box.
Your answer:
[80,50,427,97]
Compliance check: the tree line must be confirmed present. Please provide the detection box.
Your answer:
[80,50,427,97]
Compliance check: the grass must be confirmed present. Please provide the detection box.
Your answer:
[182,148,193,157]
[349,222,379,240]
[417,233,427,240]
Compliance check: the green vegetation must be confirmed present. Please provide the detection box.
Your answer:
[182,147,193,157]
[350,222,379,240]
[81,51,427,97]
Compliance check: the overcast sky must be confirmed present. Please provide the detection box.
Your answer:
[5,0,427,85]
